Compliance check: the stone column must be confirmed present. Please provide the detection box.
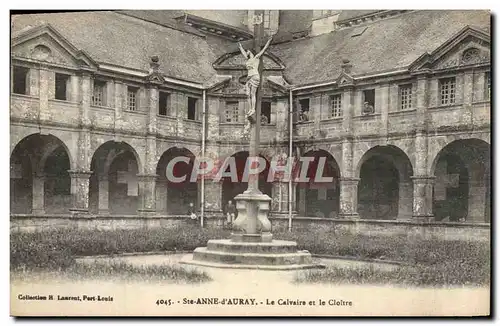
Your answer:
[339,177,360,218]
[147,85,158,134]
[137,174,157,215]
[297,187,306,215]
[98,175,109,215]
[463,71,474,105]
[38,67,52,121]
[80,72,91,127]
[155,178,168,214]
[411,72,434,221]
[70,75,80,103]
[271,182,284,212]
[32,173,45,215]
[114,80,124,124]
[410,176,435,221]
[68,170,92,215]
[29,67,40,97]
[204,180,222,212]
[398,181,413,220]
[467,161,487,223]
[379,83,390,139]
[206,96,220,142]
[339,129,359,218]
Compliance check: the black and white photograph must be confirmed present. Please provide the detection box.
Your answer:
[8,8,491,317]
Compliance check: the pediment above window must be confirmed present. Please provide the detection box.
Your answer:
[213,51,285,71]
[11,24,97,71]
[409,26,490,72]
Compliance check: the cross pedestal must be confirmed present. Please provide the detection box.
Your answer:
[180,10,323,270]
[231,191,273,243]
[116,161,138,196]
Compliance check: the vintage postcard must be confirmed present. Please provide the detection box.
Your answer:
[10,9,491,317]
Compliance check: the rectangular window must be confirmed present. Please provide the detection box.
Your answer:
[92,80,106,106]
[261,101,271,124]
[55,73,70,101]
[330,94,342,118]
[127,86,139,111]
[224,101,239,123]
[299,98,310,112]
[485,72,491,100]
[399,84,413,110]
[187,97,198,120]
[159,91,169,116]
[362,89,375,114]
[13,66,29,95]
[439,77,456,105]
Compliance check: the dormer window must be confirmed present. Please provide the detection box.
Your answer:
[12,66,29,95]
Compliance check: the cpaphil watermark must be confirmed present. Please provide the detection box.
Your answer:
[165,155,335,184]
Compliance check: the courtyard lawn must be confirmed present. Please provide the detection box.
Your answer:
[10,225,490,287]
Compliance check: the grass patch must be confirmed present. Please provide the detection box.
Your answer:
[10,225,490,287]
[12,261,211,284]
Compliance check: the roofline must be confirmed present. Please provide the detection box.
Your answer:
[116,11,206,38]
[291,68,409,91]
[98,63,205,89]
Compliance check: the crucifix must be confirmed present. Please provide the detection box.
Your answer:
[230,10,273,239]
[117,160,139,196]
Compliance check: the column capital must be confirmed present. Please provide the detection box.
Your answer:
[410,175,436,184]
[136,173,158,182]
[340,177,360,183]
[68,170,93,178]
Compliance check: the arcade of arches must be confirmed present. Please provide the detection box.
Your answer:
[10,134,490,223]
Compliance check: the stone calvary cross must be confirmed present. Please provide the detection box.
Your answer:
[181,11,322,270]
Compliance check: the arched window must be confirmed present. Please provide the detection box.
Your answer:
[461,47,481,64]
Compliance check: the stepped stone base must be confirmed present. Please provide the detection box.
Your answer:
[181,239,325,270]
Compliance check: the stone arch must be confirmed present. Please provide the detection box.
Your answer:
[356,145,414,220]
[155,146,198,215]
[295,149,341,218]
[429,136,490,176]
[88,141,143,215]
[11,132,76,171]
[221,151,272,208]
[10,133,73,214]
[89,140,143,175]
[430,138,490,223]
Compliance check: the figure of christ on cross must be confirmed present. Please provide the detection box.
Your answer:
[238,35,272,139]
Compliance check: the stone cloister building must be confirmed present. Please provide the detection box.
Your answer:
[10,10,491,232]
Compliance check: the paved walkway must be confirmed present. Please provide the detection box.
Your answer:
[11,254,489,316]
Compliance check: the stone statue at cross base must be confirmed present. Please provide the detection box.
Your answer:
[238,37,273,138]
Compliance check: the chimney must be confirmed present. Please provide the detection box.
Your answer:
[341,59,352,74]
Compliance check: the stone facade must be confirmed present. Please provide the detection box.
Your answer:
[10,11,491,233]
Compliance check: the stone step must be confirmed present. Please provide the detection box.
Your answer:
[192,247,314,266]
[206,239,298,254]
[180,257,325,271]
